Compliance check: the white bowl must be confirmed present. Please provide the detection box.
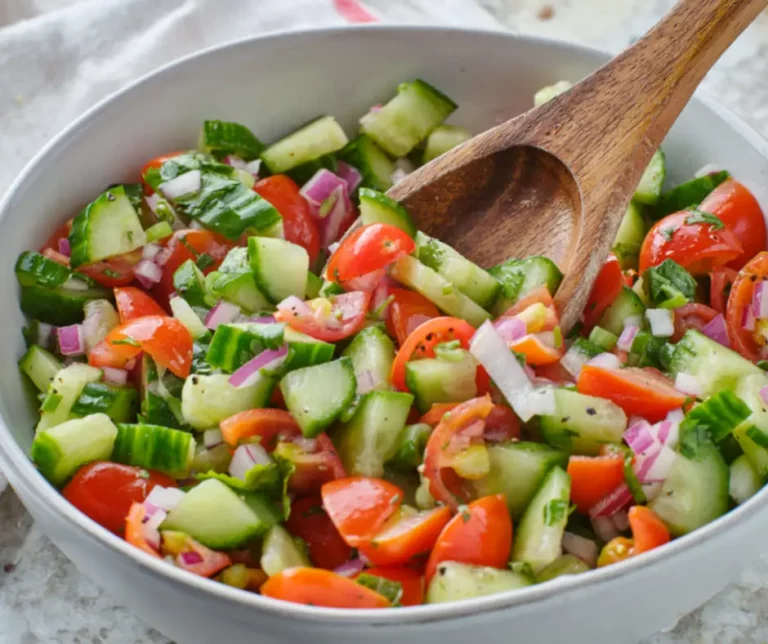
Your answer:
[2,25,768,644]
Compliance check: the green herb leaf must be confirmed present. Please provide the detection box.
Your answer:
[112,337,141,347]
[643,259,697,308]
[684,210,725,230]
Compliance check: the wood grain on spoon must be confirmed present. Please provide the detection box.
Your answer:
[387,0,767,330]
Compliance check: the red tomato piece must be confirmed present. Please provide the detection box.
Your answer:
[670,303,718,343]
[710,266,738,315]
[125,503,161,558]
[583,253,624,330]
[41,219,73,255]
[114,287,166,322]
[726,251,768,361]
[386,288,441,346]
[285,497,353,570]
[567,455,626,514]
[628,505,671,554]
[357,567,424,607]
[260,568,390,608]
[275,291,371,343]
[219,409,301,449]
[77,249,144,287]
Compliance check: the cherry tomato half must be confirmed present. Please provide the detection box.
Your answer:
[275,291,371,343]
[583,253,624,330]
[114,287,166,322]
[386,288,440,346]
[726,251,768,361]
[285,497,352,570]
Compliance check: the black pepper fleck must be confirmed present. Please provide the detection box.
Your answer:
[586,408,597,416]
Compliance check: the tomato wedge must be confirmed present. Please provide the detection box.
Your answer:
[628,505,670,554]
[710,266,738,316]
[671,303,718,343]
[260,568,390,608]
[726,251,768,361]
[577,365,686,423]
[77,249,143,288]
[386,288,440,346]
[583,253,624,329]
[509,333,562,366]
[567,455,625,514]
[321,477,403,547]
[125,503,160,558]
[285,497,352,570]
[425,495,513,585]
[220,409,301,448]
[357,567,424,607]
[114,287,166,322]
[275,291,370,343]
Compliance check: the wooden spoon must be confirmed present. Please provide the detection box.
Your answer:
[386,0,767,330]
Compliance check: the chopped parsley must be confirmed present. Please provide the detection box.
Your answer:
[684,210,725,229]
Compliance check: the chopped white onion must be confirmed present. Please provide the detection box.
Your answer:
[591,515,620,542]
[203,428,224,449]
[144,486,186,512]
[560,345,590,378]
[587,352,621,370]
[245,159,262,177]
[611,510,630,532]
[646,308,674,337]
[63,276,90,291]
[142,243,162,261]
[102,367,128,386]
[134,259,163,285]
[617,324,639,352]
[229,443,272,480]
[674,372,703,398]
[562,532,598,568]
[390,168,409,185]
[159,170,201,200]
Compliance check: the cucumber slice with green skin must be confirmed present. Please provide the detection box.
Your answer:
[733,413,768,477]
[536,554,590,582]
[538,389,627,456]
[173,259,208,308]
[470,442,569,519]
[335,390,414,477]
[356,574,404,605]
[261,116,348,175]
[387,423,432,470]
[248,237,309,304]
[191,442,232,474]
[633,149,666,206]
[19,345,63,392]
[651,170,731,220]
[207,252,272,313]
[729,453,762,505]
[260,525,311,576]
[280,358,357,438]
[112,423,195,478]
[341,326,395,394]
[596,286,646,336]
[169,296,208,340]
[337,135,395,192]
[426,562,533,604]
[69,185,147,269]
[31,413,118,486]
[198,120,264,160]
[679,390,751,443]
[404,350,478,413]
[181,373,274,431]
[36,363,103,434]
[669,330,762,398]
[612,201,647,270]
[140,354,185,429]
[82,300,120,351]
[587,326,618,351]
[512,465,571,573]
[162,479,277,549]
[422,125,472,164]
[360,80,457,158]
[488,256,563,316]
[71,382,138,423]
[358,188,417,237]
[415,232,500,309]
[390,255,491,327]
[305,271,322,299]
[206,324,267,373]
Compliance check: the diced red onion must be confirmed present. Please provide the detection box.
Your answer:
[229,346,288,388]
[245,159,262,177]
[277,295,311,318]
[319,185,354,249]
[356,369,379,395]
[58,238,71,256]
[651,419,677,447]
[591,515,621,542]
[57,324,84,356]
[333,557,367,578]
[142,243,162,261]
[560,345,590,378]
[369,104,382,113]
[674,372,703,398]
[624,418,656,455]
[760,386,768,406]
[134,260,163,285]
[611,510,630,532]
[493,317,527,344]
[159,170,201,200]
[180,551,204,566]
[145,486,185,512]
[754,281,768,319]
[141,507,166,552]
[229,443,272,480]
[155,247,172,267]
[743,305,756,331]
[587,352,621,370]
[102,367,128,385]
[334,291,367,320]
[344,268,386,293]
[300,169,348,212]
[589,483,632,518]
[562,532,598,568]
[700,314,729,347]
[617,324,639,352]
[203,428,224,449]
[204,300,241,330]
[224,155,247,169]
[335,161,363,193]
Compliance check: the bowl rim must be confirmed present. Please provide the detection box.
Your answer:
[2,22,768,627]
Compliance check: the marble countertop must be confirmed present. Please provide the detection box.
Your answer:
[2,1,768,643]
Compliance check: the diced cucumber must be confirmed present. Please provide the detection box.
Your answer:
[489,256,563,316]
[356,573,404,604]
[173,260,207,308]
[390,255,490,327]
[534,81,572,106]
[145,221,173,243]
[181,373,274,430]
[169,296,208,340]
[360,80,457,158]
[36,363,102,433]
[341,326,395,394]
[633,149,666,206]
[422,125,472,164]
[416,232,499,309]
[285,154,338,187]
[512,465,571,573]
[319,279,346,298]
[191,442,232,474]
[537,554,590,582]
[248,237,309,304]
[31,413,118,486]
[207,247,272,313]
[470,442,569,519]
[280,358,356,437]
[733,413,768,478]
[305,271,322,299]
[679,390,751,443]
[588,326,618,351]
[729,454,762,505]
[260,525,311,576]
[162,479,276,549]
[112,423,195,478]
[405,350,478,413]
[337,135,395,192]
[71,382,138,423]
[426,562,533,604]
[261,116,348,175]
[198,120,264,160]
[19,345,63,392]
[387,423,432,470]
[358,188,417,237]
[734,374,768,414]
[538,389,627,456]
[335,390,414,477]
[613,201,647,270]
[282,328,336,375]
[82,299,120,351]
[140,354,185,429]
[69,185,147,268]
[596,287,646,336]
[669,330,762,398]
[652,170,730,220]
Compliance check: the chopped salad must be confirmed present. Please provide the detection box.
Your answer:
[17,78,768,609]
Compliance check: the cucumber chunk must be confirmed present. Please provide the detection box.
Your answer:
[342,326,395,394]
[359,188,417,237]
[512,465,571,573]
[596,287,646,336]
[337,135,395,192]
[613,201,647,270]
[31,413,118,486]
[261,116,348,175]
[112,423,195,478]
[679,390,751,444]
[390,255,491,327]
[652,170,730,220]
[360,80,457,158]
[335,390,414,477]
[416,232,500,309]
[426,562,533,604]
[69,185,147,268]
[36,363,103,433]
[162,479,277,549]
[173,259,208,308]
[405,349,478,413]
[387,423,432,470]
[730,453,762,505]
[198,120,264,160]
[260,525,311,576]
[489,256,563,316]
[280,358,357,437]
[471,442,569,519]
[19,345,63,392]
[537,554,590,582]
[633,149,666,206]
[140,354,185,429]
[169,296,208,340]
[588,326,618,352]
[71,382,138,423]
[181,373,274,431]
[422,125,472,164]
[248,237,309,304]
[207,247,272,313]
